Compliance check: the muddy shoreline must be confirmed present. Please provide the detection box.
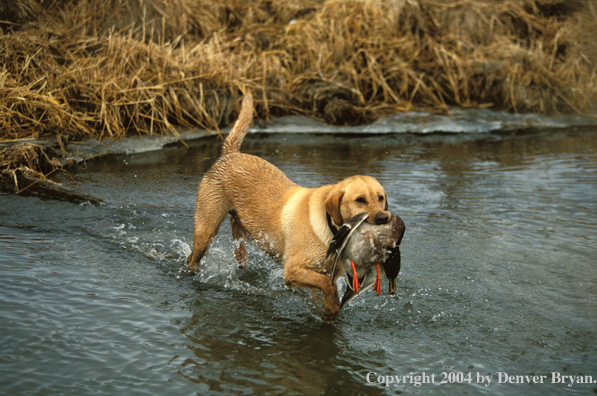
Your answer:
[2,109,597,204]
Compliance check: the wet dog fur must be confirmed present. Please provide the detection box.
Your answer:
[187,90,390,321]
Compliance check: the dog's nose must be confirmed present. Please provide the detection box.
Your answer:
[374,212,389,225]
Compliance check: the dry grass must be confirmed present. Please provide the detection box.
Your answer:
[0,143,62,174]
[1,0,595,141]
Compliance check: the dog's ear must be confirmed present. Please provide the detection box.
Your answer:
[324,189,344,226]
[384,191,388,211]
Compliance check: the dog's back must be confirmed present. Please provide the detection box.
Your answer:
[188,90,297,269]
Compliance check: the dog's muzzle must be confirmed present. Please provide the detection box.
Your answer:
[374,212,390,225]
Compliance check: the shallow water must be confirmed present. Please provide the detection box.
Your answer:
[1,128,596,395]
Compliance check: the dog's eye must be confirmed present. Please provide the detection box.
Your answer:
[379,195,384,201]
[356,197,367,204]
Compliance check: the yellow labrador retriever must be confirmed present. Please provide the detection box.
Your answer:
[187,90,390,321]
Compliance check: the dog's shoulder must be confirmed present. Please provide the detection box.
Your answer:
[308,186,336,247]
[281,185,334,249]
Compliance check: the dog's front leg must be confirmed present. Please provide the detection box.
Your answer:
[283,262,340,322]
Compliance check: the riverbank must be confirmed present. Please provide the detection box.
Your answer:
[2,106,596,202]
[1,0,596,143]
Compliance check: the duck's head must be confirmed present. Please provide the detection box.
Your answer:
[382,214,405,294]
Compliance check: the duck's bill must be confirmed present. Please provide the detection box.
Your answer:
[388,277,397,295]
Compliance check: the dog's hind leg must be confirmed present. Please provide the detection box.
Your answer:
[187,178,229,273]
[230,210,249,269]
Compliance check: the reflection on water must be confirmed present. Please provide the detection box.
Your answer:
[179,310,347,394]
[0,128,596,395]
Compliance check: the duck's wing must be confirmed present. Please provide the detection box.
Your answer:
[326,212,368,259]
[327,212,369,280]
[340,288,359,309]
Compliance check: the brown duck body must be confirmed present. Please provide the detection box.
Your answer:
[335,213,405,307]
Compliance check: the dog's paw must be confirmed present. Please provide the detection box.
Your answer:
[322,308,339,322]
[322,285,340,322]
[178,265,197,277]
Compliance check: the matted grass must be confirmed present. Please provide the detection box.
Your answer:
[1,0,595,142]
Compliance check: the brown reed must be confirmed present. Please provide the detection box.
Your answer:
[1,0,595,142]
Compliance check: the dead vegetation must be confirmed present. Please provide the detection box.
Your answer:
[0,142,102,204]
[0,143,63,174]
[1,0,595,142]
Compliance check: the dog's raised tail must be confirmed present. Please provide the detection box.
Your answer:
[221,90,253,156]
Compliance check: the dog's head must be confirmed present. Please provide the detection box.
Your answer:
[324,175,390,227]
